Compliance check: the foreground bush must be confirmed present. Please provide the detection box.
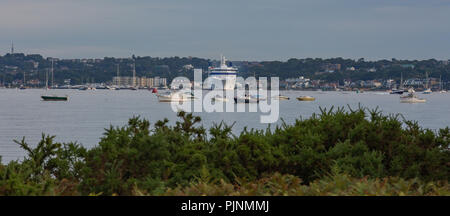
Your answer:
[0,106,449,196]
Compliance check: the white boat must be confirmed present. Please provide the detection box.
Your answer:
[205,55,237,90]
[250,94,266,101]
[400,93,426,103]
[234,95,260,103]
[157,91,195,102]
[211,95,228,102]
[423,72,432,94]
[423,88,432,94]
[273,95,290,100]
[439,75,446,93]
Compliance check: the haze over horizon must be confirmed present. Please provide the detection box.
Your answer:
[1,0,450,61]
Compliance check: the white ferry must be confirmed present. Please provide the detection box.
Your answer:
[206,55,237,90]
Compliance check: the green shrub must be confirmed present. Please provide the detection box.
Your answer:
[0,106,448,196]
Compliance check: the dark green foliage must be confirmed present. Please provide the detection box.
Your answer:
[0,134,86,195]
[0,107,449,195]
[79,112,210,195]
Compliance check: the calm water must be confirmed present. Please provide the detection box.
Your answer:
[1,88,449,162]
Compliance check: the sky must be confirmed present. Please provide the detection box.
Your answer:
[1,0,450,61]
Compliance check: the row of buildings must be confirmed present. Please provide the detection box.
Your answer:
[112,76,167,88]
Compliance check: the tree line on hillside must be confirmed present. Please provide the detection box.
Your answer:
[0,53,449,86]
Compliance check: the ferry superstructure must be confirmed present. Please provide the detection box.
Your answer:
[207,55,237,90]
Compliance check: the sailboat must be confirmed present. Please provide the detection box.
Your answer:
[129,61,138,90]
[390,72,405,94]
[423,72,432,94]
[439,75,447,93]
[41,59,68,101]
[19,71,27,90]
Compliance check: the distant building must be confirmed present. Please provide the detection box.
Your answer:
[113,76,133,86]
[113,76,166,87]
[401,64,415,69]
[139,77,154,87]
[182,64,194,70]
[346,67,356,71]
[323,63,341,73]
[368,68,377,72]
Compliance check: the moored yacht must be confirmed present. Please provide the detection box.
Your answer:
[423,88,432,94]
[206,55,237,90]
[400,92,426,103]
[41,59,68,102]
[297,96,316,101]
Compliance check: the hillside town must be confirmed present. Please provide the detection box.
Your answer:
[0,45,448,91]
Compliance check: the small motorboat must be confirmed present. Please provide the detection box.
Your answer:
[157,92,191,102]
[422,88,432,94]
[212,95,228,102]
[41,95,68,101]
[183,92,197,100]
[389,89,404,95]
[234,95,259,103]
[273,95,290,100]
[250,94,266,101]
[297,96,315,101]
[400,93,426,103]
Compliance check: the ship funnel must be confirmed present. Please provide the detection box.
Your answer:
[220,55,227,66]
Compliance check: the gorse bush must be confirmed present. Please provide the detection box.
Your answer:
[0,106,449,196]
[0,135,85,195]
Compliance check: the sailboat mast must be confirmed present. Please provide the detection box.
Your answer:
[117,64,120,86]
[133,61,136,87]
[400,72,403,89]
[45,69,47,89]
[51,59,54,88]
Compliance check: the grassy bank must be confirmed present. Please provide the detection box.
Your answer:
[1,107,449,196]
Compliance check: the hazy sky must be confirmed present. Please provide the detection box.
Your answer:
[1,0,450,60]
